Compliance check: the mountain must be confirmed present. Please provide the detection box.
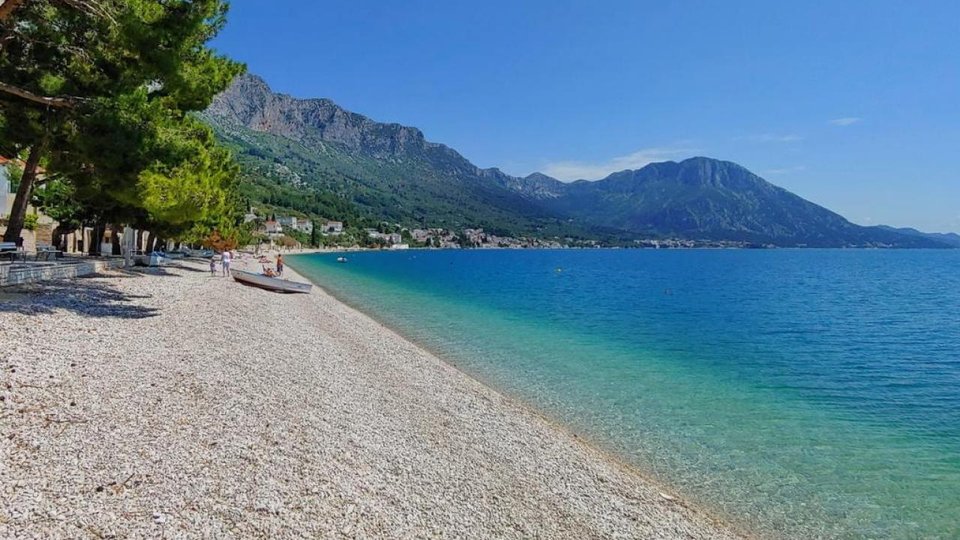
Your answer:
[876,226,960,248]
[200,74,950,248]
[520,158,944,247]
[200,75,598,239]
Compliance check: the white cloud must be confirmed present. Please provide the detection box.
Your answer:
[829,117,862,126]
[737,133,803,143]
[541,146,696,181]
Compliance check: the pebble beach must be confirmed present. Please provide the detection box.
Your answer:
[1,256,743,539]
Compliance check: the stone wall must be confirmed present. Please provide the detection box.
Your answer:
[0,258,124,288]
[33,223,53,246]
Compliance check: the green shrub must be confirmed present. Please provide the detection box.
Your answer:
[23,213,38,231]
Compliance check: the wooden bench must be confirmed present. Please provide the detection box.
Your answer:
[35,243,64,261]
[0,241,25,262]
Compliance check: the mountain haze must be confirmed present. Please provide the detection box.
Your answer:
[201,74,950,248]
[875,226,960,248]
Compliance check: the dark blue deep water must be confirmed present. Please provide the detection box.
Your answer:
[291,249,960,538]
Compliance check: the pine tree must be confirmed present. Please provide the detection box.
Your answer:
[0,0,243,242]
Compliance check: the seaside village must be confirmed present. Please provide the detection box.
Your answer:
[246,207,570,251]
[1,150,753,285]
[0,154,567,272]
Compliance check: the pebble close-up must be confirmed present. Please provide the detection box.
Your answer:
[1,257,742,539]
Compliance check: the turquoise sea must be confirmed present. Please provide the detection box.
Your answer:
[290,249,960,539]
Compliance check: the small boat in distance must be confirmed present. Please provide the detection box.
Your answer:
[231,270,312,294]
[336,256,348,263]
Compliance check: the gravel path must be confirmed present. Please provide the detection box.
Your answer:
[1,257,744,539]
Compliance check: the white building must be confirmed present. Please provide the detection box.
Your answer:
[0,166,9,218]
[296,220,313,234]
[411,228,430,242]
[323,221,344,234]
[265,220,282,234]
[277,216,298,229]
[366,230,403,245]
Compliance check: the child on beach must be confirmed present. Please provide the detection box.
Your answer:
[209,256,217,276]
[276,253,284,276]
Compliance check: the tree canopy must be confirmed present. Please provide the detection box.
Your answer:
[0,0,245,246]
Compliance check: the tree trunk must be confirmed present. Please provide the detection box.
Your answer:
[89,222,105,256]
[88,224,97,255]
[3,144,43,242]
[110,224,122,255]
[0,0,26,22]
[51,224,66,250]
[76,222,85,254]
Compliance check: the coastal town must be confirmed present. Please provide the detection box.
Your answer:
[2,169,772,257]
[1,155,768,258]
[235,202,772,251]
[242,208,771,251]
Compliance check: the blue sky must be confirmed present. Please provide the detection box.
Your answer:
[213,1,960,232]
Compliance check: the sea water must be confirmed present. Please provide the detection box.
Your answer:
[290,249,960,538]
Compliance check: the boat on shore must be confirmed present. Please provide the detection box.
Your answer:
[134,251,169,267]
[231,269,312,294]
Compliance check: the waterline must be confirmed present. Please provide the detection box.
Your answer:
[290,249,960,538]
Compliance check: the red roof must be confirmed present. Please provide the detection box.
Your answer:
[0,155,46,174]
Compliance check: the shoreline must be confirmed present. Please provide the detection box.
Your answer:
[283,255,754,536]
[2,256,747,538]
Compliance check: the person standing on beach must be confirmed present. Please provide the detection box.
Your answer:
[221,250,232,277]
[209,256,217,276]
[276,253,284,276]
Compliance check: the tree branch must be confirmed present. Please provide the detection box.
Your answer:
[0,0,115,24]
[60,0,116,25]
[0,81,77,108]
[0,0,27,22]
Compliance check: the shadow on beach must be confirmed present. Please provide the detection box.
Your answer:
[0,278,159,319]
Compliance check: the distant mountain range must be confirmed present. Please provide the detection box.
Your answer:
[200,74,954,248]
[875,226,960,248]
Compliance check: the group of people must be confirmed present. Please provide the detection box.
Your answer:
[209,250,234,277]
[262,253,283,277]
[209,251,285,278]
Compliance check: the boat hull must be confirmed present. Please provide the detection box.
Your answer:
[231,270,312,294]
[135,254,168,267]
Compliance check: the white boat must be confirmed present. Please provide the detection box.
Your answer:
[231,269,312,294]
[336,256,348,263]
[135,251,169,267]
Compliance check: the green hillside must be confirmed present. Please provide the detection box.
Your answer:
[201,74,952,249]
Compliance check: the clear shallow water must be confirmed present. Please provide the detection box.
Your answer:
[290,249,960,538]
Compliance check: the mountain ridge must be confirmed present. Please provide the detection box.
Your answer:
[875,226,960,248]
[201,74,952,248]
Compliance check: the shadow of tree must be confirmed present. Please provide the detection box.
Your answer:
[125,265,209,277]
[0,279,159,319]
[128,267,182,278]
[171,264,208,274]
